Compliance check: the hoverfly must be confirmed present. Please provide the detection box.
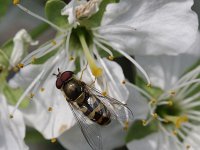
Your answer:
[54,69,133,150]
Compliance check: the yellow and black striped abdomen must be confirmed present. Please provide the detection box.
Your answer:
[77,94,111,126]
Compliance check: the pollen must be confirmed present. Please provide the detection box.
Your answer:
[13,0,20,5]
[17,63,24,68]
[9,114,14,119]
[170,90,176,96]
[123,121,129,131]
[108,56,114,61]
[51,40,57,45]
[48,107,53,112]
[51,138,57,143]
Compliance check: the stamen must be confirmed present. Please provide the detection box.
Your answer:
[13,0,20,5]
[172,79,200,91]
[102,91,107,96]
[180,92,200,106]
[48,107,53,112]
[51,138,57,143]
[92,24,137,32]
[123,121,129,131]
[95,38,151,85]
[40,88,45,92]
[149,99,157,105]
[16,4,65,32]
[78,32,102,77]
[108,55,114,60]
[122,80,126,84]
[29,93,34,99]
[10,70,44,116]
[9,114,14,119]
[17,63,24,68]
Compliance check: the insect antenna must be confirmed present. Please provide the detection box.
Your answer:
[52,68,61,77]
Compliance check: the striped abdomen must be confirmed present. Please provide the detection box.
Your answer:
[76,92,111,126]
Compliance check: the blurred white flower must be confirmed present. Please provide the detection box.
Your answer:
[0,94,28,150]
[10,29,38,69]
[127,54,200,150]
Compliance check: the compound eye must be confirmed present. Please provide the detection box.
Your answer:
[61,71,73,82]
[56,78,63,89]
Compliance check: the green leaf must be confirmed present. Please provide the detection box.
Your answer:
[126,120,158,143]
[79,0,118,28]
[45,0,69,27]
[0,0,10,20]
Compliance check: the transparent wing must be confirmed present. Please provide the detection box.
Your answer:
[85,85,134,125]
[69,103,102,150]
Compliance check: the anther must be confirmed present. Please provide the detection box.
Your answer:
[147,83,151,88]
[152,113,158,119]
[186,145,191,150]
[168,100,173,106]
[69,56,74,61]
[17,63,24,68]
[13,0,20,5]
[150,99,157,105]
[40,88,45,92]
[170,90,176,96]
[52,40,57,45]
[13,67,19,72]
[31,57,36,64]
[122,80,126,84]
[123,121,129,131]
[142,120,147,126]
[172,130,177,136]
[9,114,14,119]
[108,56,114,61]
[48,107,53,112]
[102,91,107,96]
[29,93,34,99]
[51,138,57,143]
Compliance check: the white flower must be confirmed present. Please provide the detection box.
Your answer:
[127,53,200,150]
[0,94,28,150]
[10,29,38,68]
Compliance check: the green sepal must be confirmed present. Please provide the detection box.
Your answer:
[126,120,158,143]
[79,0,118,28]
[45,0,69,28]
[3,84,29,109]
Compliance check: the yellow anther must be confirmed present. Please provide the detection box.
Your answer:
[152,113,158,119]
[9,114,14,119]
[186,145,191,150]
[51,138,56,143]
[92,67,103,77]
[102,91,107,96]
[123,121,129,131]
[17,63,24,68]
[170,90,176,96]
[31,57,36,63]
[172,130,177,136]
[13,0,20,5]
[48,107,53,112]
[122,80,126,84]
[168,100,173,106]
[150,99,157,105]
[52,40,57,45]
[142,120,147,126]
[108,56,114,61]
[30,93,34,99]
[40,88,45,92]
[146,83,151,88]
[69,56,74,61]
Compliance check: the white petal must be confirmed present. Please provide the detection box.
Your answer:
[10,29,38,67]
[100,0,198,55]
[0,94,28,150]
[58,120,126,150]
[135,52,200,90]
